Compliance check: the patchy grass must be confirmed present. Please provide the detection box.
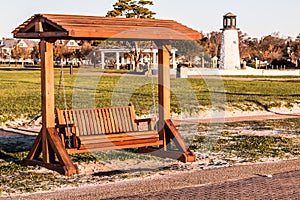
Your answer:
[217,135,299,161]
[0,148,166,196]
[191,118,300,161]
[191,133,300,161]
[0,160,31,175]
[224,117,300,134]
[0,172,77,194]
[0,117,300,195]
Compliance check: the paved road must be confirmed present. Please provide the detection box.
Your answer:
[5,159,300,200]
[109,170,300,200]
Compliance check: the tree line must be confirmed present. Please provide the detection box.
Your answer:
[104,0,300,68]
[201,31,300,67]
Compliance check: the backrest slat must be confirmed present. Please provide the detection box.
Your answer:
[123,107,132,132]
[56,106,141,136]
[86,109,93,135]
[109,108,116,133]
[85,110,92,135]
[101,108,109,134]
[97,109,105,134]
[79,109,87,136]
[111,107,118,133]
[116,107,122,132]
[89,109,96,135]
[72,110,80,134]
[56,108,65,125]
[116,107,124,133]
[121,107,129,132]
[91,109,101,135]
[105,108,113,133]
[129,106,138,131]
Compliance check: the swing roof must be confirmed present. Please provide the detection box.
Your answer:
[13,13,202,41]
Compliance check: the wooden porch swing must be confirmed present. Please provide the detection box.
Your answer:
[13,14,202,175]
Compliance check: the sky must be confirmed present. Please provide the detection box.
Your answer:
[2,0,300,39]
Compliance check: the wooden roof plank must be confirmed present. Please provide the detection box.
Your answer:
[13,13,202,41]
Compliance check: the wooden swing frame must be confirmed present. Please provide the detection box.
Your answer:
[13,14,202,175]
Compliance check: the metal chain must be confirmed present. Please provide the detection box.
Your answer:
[150,62,157,123]
[134,63,157,131]
[150,41,157,128]
[59,65,72,148]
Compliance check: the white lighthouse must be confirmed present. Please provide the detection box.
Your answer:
[219,12,241,70]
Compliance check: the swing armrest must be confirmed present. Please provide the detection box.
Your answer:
[55,123,77,129]
[134,118,153,130]
[55,123,78,137]
[134,118,152,123]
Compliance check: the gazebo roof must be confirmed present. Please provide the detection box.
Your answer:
[224,12,236,17]
[13,13,202,41]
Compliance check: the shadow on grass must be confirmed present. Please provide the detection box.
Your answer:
[93,166,163,177]
[249,100,300,117]
[209,90,300,98]
[0,133,34,167]
[0,149,22,163]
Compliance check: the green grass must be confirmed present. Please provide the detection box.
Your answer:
[1,68,300,121]
[216,135,299,160]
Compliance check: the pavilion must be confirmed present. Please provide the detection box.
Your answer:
[13,13,202,175]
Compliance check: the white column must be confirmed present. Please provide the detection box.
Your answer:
[153,50,157,69]
[116,52,120,64]
[101,51,105,69]
[116,52,120,70]
[172,50,176,68]
[140,54,144,64]
[121,56,125,64]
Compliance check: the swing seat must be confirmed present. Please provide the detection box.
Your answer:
[55,105,163,154]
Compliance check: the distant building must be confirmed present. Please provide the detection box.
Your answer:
[219,12,241,70]
[1,38,16,59]
[16,39,36,49]
[0,38,38,63]
[55,40,80,51]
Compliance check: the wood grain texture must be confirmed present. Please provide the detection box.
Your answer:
[56,106,141,136]
[13,14,202,40]
[56,106,162,153]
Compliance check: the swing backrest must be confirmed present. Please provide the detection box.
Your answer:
[56,105,139,136]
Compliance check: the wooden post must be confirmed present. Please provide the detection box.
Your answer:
[158,44,171,151]
[40,39,55,163]
[35,21,44,33]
